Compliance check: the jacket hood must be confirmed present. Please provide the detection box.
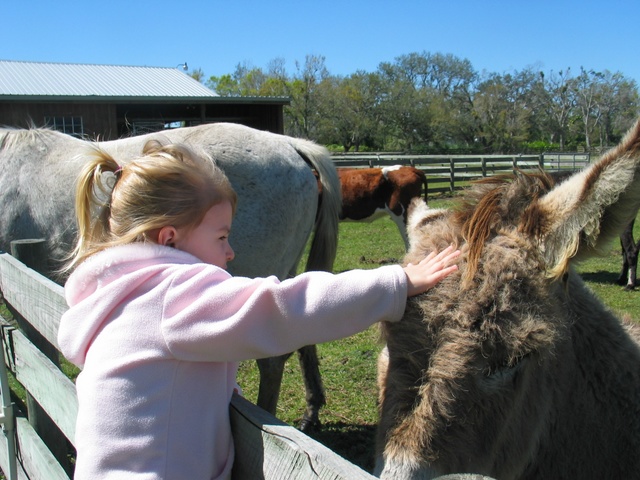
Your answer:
[58,243,200,367]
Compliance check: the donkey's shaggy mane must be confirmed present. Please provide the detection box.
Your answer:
[452,172,557,286]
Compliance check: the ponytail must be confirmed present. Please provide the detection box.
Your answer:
[67,147,121,271]
[65,139,237,272]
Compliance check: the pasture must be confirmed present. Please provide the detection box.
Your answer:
[236,199,640,473]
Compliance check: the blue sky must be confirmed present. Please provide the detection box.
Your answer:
[4,0,640,87]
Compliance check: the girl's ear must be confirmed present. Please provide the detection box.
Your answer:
[157,226,178,247]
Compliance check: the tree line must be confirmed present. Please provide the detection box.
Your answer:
[190,51,640,154]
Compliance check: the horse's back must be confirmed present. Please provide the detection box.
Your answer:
[0,129,87,262]
[0,124,327,280]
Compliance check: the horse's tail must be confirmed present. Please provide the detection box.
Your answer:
[292,139,341,272]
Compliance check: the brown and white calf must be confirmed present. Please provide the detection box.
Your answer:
[337,165,427,248]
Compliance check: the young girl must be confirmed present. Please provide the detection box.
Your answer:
[58,140,460,480]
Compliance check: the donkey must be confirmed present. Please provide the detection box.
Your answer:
[0,123,341,431]
[375,118,640,479]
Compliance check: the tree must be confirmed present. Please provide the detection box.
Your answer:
[376,55,434,151]
[429,54,478,148]
[257,58,290,97]
[375,51,480,151]
[285,55,330,139]
[189,68,205,83]
[191,51,639,153]
[205,73,240,96]
[531,68,576,150]
[205,62,269,96]
[572,67,604,150]
[473,70,534,152]
[590,70,639,146]
[318,72,383,151]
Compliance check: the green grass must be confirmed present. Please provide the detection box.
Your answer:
[236,199,640,472]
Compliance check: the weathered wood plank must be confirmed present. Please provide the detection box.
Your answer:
[0,426,28,480]
[1,250,71,471]
[0,253,66,349]
[10,329,77,446]
[14,415,70,480]
[0,412,69,480]
[230,394,376,480]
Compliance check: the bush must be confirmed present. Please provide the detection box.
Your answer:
[521,140,561,153]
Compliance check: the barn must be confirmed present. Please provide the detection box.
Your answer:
[0,60,289,139]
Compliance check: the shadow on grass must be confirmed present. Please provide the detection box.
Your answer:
[580,270,623,285]
[307,422,377,473]
[359,256,400,266]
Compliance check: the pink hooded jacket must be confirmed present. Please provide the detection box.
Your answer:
[58,243,407,480]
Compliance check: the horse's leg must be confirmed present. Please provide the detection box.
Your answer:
[618,219,635,289]
[617,236,630,286]
[256,354,291,415]
[631,236,640,289]
[296,344,326,432]
[254,344,326,433]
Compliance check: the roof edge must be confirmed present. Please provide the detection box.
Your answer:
[0,95,291,104]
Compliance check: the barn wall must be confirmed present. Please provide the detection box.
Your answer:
[1,101,285,139]
[203,103,284,133]
[0,102,118,139]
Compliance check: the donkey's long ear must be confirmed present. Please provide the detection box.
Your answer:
[521,118,640,278]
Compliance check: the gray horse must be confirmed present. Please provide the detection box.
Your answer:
[0,123,341,430]
[375,118,640,479]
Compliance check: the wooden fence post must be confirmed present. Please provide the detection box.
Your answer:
[9,239,47,276]
[449,157,455,194]
[8,239,73,475]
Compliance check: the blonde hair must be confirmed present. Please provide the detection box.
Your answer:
[66,139,237,271]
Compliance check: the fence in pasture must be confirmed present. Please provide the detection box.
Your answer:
[0,242,376,479]
[331,152,591,196]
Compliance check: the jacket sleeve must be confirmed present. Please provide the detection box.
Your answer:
[160,264,407,362]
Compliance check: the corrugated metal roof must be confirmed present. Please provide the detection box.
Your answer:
[0,60,219,98]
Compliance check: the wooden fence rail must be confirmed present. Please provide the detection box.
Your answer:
[331,153,591,196]
[0,251,376,479]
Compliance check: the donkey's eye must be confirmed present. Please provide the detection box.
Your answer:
[483,353,529,384]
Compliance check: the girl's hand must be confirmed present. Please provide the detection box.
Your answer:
[403,245,460,297]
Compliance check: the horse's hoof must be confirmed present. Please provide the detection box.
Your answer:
[624,284,636,291]
[298,415,321,433]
